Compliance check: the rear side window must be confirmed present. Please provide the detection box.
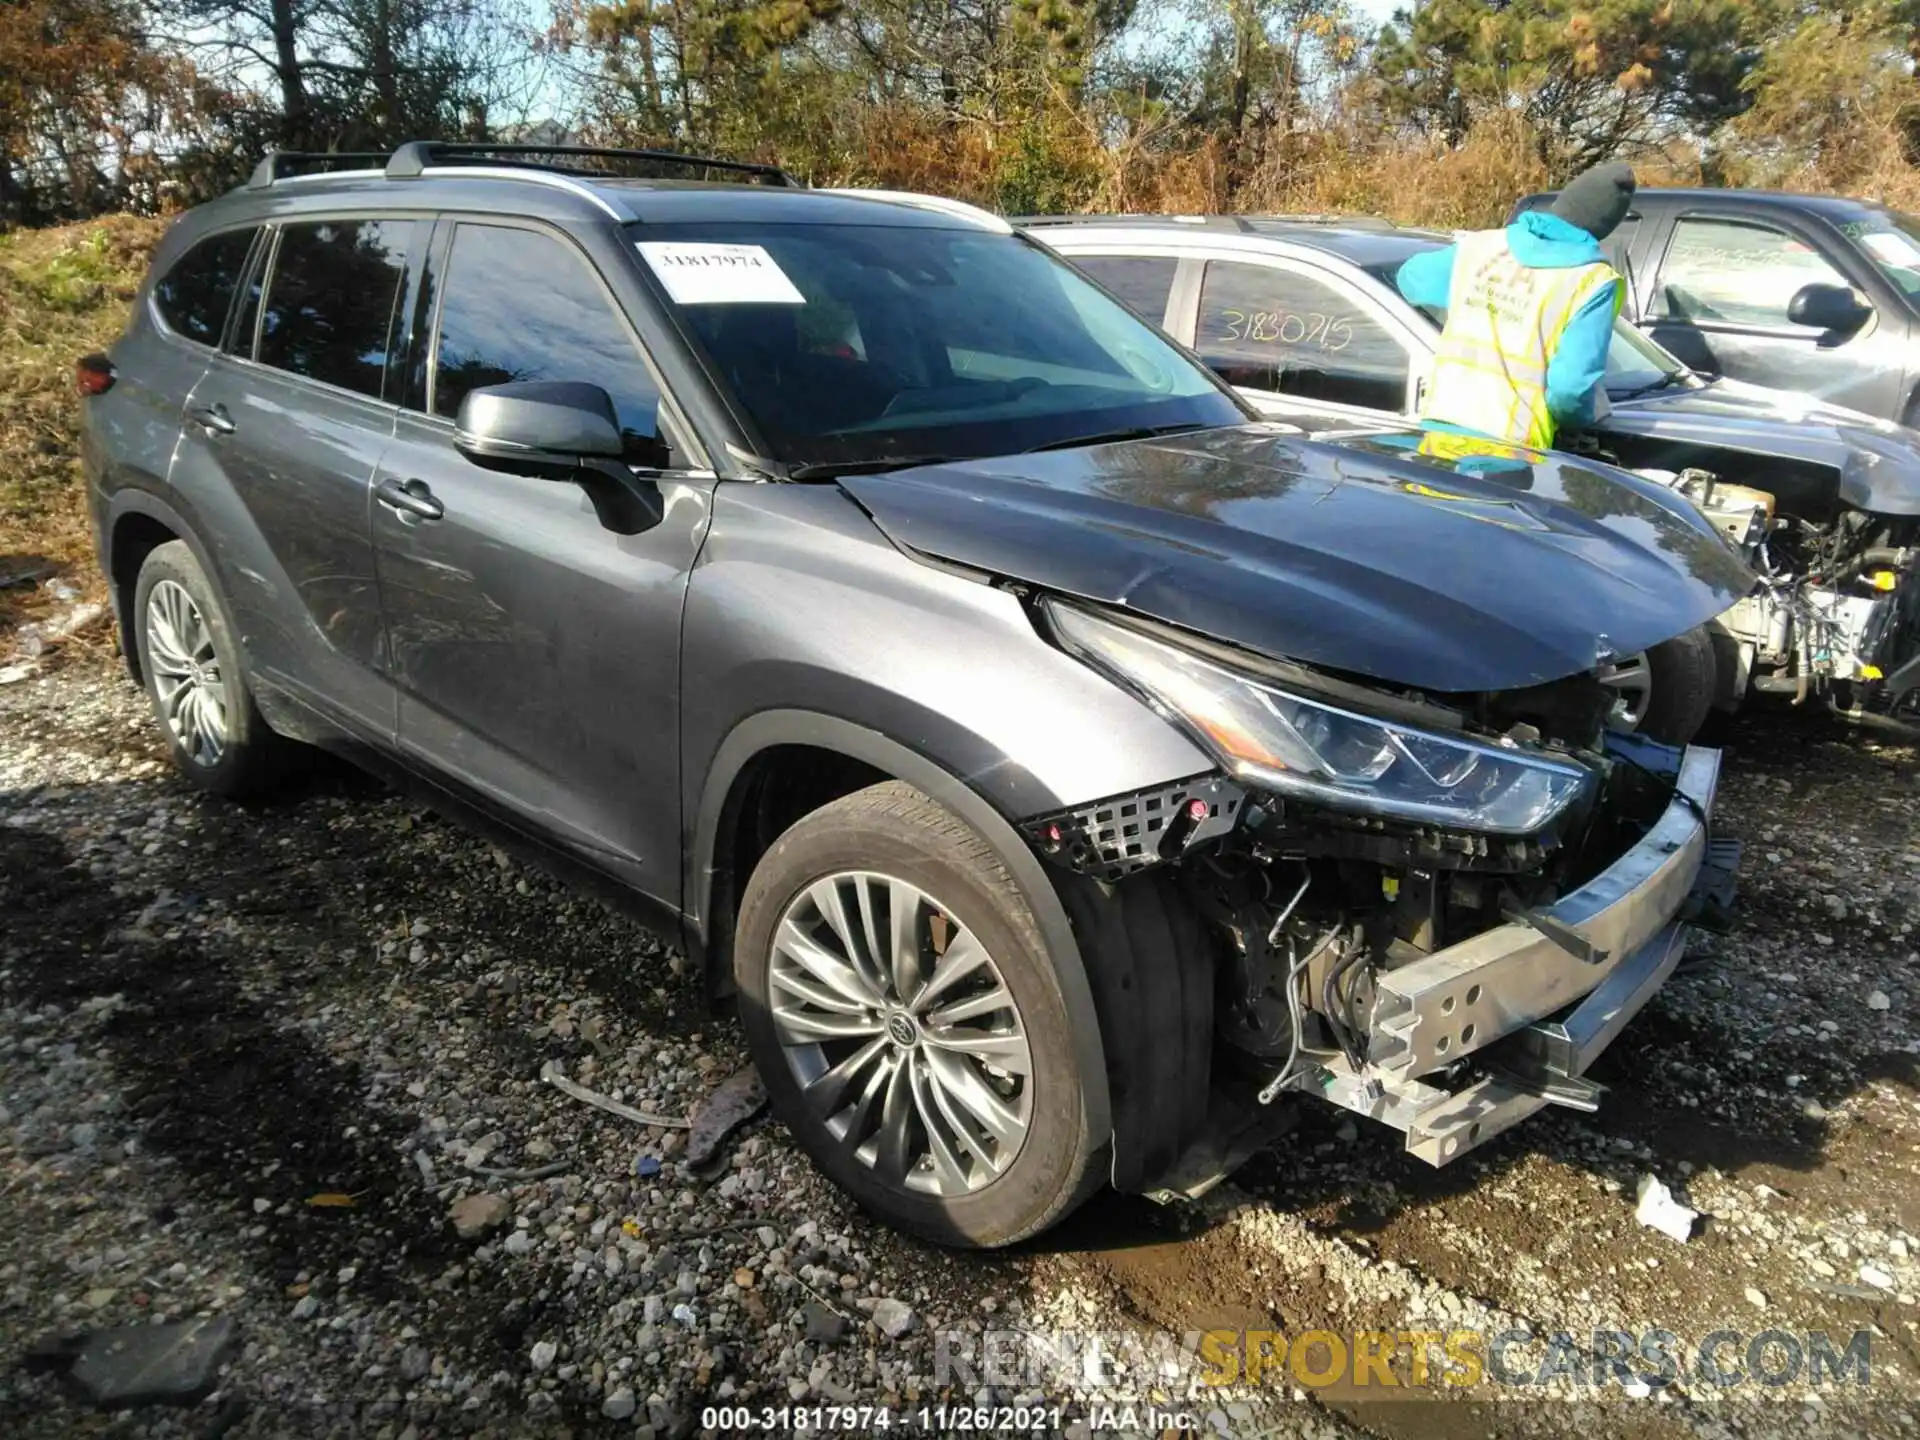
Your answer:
[1196,260,1410,412]
[430,223,662,456]
[1071,255,1179,327]
[257,219,414,398]
[153,228,258,345]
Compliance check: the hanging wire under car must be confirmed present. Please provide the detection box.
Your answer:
[1258,912,1346,1106]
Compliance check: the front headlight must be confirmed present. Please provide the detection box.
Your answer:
[1047,602,1593,836]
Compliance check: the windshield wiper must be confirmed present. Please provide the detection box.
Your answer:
[1616,372,1691,399]
[775,423,1214,478]
[1023,422,1211,454]
[782,455,967,480]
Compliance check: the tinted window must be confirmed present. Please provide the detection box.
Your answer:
[153,228,257,345]
[1653,216,1847,327]
[1071,255,1179,327]
[258,219,412,397]
[1196,260,1410,412]
[432,224,663,458]
[627,220,1237,469]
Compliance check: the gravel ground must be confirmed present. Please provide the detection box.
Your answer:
[2,646,1917,1439]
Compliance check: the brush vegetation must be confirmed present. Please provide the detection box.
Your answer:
[0,216,162,626]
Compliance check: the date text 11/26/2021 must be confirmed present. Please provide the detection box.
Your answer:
[697,1404,1201,1431]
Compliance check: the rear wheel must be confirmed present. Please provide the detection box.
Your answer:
[133,541,295,799]
[734,781,1103,1247]
[1601,624,1717,745]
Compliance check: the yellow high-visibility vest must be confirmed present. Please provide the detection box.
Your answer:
[1421,230,1621,448]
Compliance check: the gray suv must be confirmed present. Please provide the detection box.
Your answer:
[80,143,1749,1247]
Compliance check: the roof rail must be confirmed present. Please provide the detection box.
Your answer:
[1013,212,1403,233]
[246,151,393,189]
[822,188,1010,232]
[1243,212,1402,232]
[1011,214,1212,229]
[384,141,802,187]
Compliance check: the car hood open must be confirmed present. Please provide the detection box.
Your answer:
[840,424,1755,694]
[1606,376,1920,517]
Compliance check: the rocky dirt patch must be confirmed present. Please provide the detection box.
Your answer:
[2,651,1917,1438]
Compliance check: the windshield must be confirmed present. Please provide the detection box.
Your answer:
[628,221,1245,470]
[1841,212,1920,297]
[1601,318,1688,393]
[1361,255,1688,396]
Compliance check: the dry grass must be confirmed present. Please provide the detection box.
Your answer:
[0,214,164,630]
[1236,112,1551,230]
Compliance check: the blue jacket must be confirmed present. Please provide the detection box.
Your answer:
[1395,211,1621,435]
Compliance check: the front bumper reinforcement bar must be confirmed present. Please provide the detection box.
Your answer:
[1316,744,1722,1166]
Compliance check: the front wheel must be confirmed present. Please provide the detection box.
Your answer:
[734,781,1104,1247]
[1600,625,1717,746]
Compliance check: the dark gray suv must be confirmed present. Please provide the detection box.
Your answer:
[80,143,1749,1247]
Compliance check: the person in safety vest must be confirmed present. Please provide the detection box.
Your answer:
[1394,162,1634,451]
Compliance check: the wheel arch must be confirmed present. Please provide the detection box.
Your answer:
[687,709,1113,1152]
[104,490,223,685]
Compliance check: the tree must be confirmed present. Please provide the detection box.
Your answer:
[566,0,847,148]
[1726,0,1920,187]
[166,0,549,152]
[1121,0,1366,186]
[1372,0,1761,175]
[0,0,207,224]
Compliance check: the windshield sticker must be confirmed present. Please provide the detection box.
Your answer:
[1862,230,1920,269]
[636,243,805,304]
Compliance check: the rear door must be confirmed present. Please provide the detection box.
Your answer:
[168,215,416,739]
[91,226,257,512]
[1059,253,1186,331]
[1641,207,1902,415]
[1179,254,1422,424]
[371,217,716,901]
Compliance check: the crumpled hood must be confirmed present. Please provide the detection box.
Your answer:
[1606,376,1920,516]
[841,424,1756,694]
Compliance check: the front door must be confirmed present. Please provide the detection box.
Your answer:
[1642,211,1900,417]
[371,218,714,902]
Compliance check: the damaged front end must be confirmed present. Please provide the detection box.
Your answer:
[1023,601,1737,1194]
[1621,464,1920,723]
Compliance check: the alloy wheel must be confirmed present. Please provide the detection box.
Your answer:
[1598,651,1653,731]
[145,579,229,767]
[768,871,1033,1197]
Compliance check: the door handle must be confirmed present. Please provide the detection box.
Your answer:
[376,477,445,522]
[187,402,235,436]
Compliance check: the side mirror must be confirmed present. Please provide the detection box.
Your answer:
[1786,283,1870,334]
[455,381,669,475]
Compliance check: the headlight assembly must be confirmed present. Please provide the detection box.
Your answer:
[1046,602,1594,836]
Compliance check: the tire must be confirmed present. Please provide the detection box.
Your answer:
[1602,624,1717,746]
[734,781,1104,1247]
[133,541,295,799]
